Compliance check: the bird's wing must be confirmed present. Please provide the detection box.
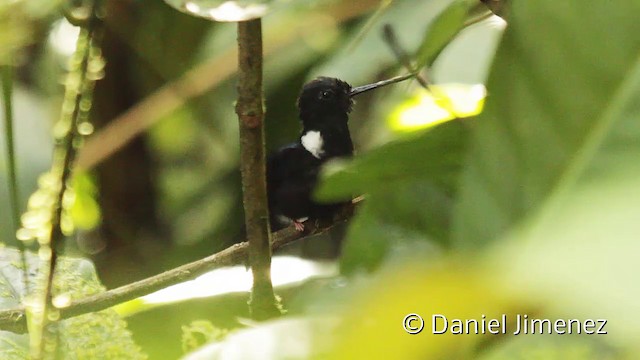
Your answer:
[267,143,321,229]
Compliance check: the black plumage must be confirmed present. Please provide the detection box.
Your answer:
[267,75,412,231]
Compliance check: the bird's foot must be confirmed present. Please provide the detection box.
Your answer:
[293,220,305,232]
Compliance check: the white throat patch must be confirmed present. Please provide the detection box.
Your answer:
[301,130,325,159]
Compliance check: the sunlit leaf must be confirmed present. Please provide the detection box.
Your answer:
[69,172,101,231]
[326,257,621,359]
[327,260,509,359]
[388,84,485,132]
[163,0,288,22]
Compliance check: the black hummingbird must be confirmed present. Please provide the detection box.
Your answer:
[267,74,413,231]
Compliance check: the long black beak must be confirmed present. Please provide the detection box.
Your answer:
[349,73,414,97]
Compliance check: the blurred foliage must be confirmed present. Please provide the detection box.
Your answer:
[317,119,470,272]
[181,320,227,354]
[414,0,478,70]
[3,0,637,359]
[0,248,146,359]
[0,0,64,66]
[314,0,458,83]
[69,171,101,231]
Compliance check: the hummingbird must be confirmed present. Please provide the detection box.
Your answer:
[267,74,413,231]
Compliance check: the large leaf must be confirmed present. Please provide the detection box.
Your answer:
[317,119,470,273]
[494,53,640,342]
[323,257,624,360]
[336,186,451,274]
[0,248,146,359]
[414,0,477,70]
[452,0,640,247]
[317,119,469,200]
[449,0,640,347]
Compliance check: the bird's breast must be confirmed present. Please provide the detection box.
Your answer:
[300,130,325,159]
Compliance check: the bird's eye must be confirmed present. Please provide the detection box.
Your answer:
[319,90,334,100]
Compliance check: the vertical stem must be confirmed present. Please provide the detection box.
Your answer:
[33,3,102,357]
[1,64,29,290]
[235,19,279,319]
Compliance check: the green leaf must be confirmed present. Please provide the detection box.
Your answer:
[0,248,147,359]
[0,0,65,65]
[387,84,486,132]
[494,52,640,343]
[69,172,101,231]
[317,119,469,201]
[338,186,449,274]
[317,119,470,273]
[452,0,640,247]
[415,0,477,70]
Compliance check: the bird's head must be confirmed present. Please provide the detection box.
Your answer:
[296,74,414,127]
[297,77,353,124]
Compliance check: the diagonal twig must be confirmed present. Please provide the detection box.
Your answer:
[0,209,353,334]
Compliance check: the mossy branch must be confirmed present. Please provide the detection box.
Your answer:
[31,2,103,358]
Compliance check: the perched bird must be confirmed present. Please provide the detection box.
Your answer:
[267,74,412,231]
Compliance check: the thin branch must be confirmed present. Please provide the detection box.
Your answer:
[382,24,431,89]
[1,64,29,290]
[0,213,353,334]
[235,19,279,320]
[345,0,394,52]
[464,11,494,27]
[382,24,462,119]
